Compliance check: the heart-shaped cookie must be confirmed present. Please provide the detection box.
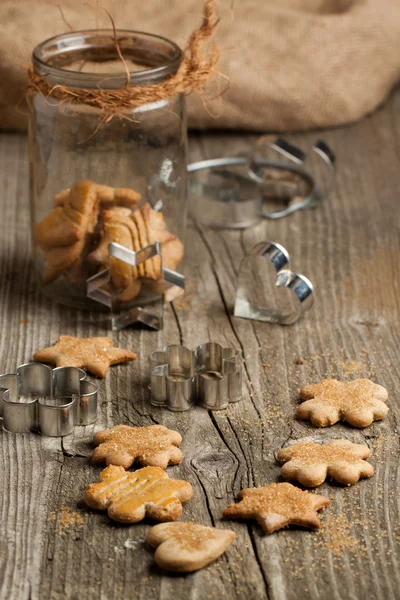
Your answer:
[234,241,314,325]
[146,522,236,572]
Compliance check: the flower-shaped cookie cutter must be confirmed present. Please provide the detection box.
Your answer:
[0,363,98,436]
[234,241,314,325]
[149,343,242,411]
[87,241,185,331]
[188,137,335,228]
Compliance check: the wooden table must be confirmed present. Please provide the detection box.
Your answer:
[1,90,399,600]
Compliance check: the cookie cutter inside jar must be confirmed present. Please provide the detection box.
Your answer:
[188,138,335,228]
[87,240,185,331]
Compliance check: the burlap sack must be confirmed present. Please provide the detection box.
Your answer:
[1,0,400,131]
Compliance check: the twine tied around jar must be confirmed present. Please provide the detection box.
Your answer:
[26,0,219,123]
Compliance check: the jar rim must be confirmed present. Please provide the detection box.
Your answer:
[32,29,182,89]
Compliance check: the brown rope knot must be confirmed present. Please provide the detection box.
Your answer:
[27,0,219,122]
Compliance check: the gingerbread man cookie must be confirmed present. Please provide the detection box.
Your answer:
[223,482,330,533]
[147,522,236,572]
[297,378,388,428]
[84,465,193,523]
[277,439,374,487]
[91,424,182,469]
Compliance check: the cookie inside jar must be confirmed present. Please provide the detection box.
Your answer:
[34,179,185,309]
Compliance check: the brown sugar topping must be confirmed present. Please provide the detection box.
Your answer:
[301,379,383,411]
[94,425,179,456]
[224,483,330,533]
[297,377,389,427]
[91,424,183,470]
[279,441,367,466]
[277,439,374,487]
[165,522,217,551]
[239,483,326,518]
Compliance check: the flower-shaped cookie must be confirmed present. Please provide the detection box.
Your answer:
[277,439,374,487]
[91,424,182,470]
[223,482,330,533]
[297,378,388,428]
[84,465,193,523]
[147,522,236,572]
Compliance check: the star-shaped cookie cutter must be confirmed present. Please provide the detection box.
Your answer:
[0,363,98,436]
[86,241,185,331]
[149,343,242,411]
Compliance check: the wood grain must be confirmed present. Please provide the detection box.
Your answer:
[0,90,400,600]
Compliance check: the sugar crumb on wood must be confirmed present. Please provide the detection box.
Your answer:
[316,514,361,558]
[48,505,84,534]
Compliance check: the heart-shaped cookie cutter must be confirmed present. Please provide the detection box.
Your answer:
[87,241,185,331]
[0,363,98,436]
[188,138,335,228]
[234,241,314,325]
[149,343,242,411]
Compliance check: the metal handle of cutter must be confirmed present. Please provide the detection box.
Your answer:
[187,138,336,227]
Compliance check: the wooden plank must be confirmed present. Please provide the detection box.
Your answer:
[0,90,399,600]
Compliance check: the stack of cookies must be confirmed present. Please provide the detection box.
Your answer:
[88,202,184,302]
[34,180,184,301]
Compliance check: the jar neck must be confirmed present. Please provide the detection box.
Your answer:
[32,29,182,90]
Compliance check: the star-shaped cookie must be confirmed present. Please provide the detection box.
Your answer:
[277,439,374,487]
[33,335,137,378]
[223,482,330,533]
[297,378,388,428]
[147,522,236,572]
[84,465,193,523]
[91,424,182,469]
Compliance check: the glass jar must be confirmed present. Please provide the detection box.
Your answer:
[29,30,187,310]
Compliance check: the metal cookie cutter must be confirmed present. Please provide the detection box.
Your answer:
[0,363,98,436]
[149,343,242,411]
[188,137,335,228]
[87,241,185,331]
[234,241,314,325]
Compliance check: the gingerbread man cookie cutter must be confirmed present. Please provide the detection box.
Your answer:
[234,241,314,325]
[188,138,335,228]
[149,343,242,411]
[87,241,185,331]
[0,363,98,436]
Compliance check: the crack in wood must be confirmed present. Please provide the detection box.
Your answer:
[247,524,272,600]
[171,301,184,345]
